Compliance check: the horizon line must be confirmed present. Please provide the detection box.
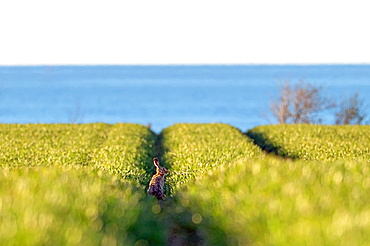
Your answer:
[1,62,370,67]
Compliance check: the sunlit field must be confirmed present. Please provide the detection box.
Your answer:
[0,167,145,245]
[0,123,156,245]
[160,123,263,194]
[247,124,370,161]
[176,156,370,245]
[1,123,369,245]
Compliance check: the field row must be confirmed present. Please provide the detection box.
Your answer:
[0,123,156,186]
[1,123,370,245]
[176,156,370,245]
[0,123,157,245]
[160,123,263,194]
[161,124,370,245]
[247,124,370,161]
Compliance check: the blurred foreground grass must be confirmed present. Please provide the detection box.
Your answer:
[0,166,145,246]
[175,156,370,245]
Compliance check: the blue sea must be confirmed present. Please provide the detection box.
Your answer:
[0,65,369,133]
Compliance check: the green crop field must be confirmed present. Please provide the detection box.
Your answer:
[0,167,145,245]
[0,123,156,245]
[247,124,370,161]
[160,124,370,245]
[160,123,263,194]
[1,123,370,245]
[176,157,370,245]
[0,123,156,186]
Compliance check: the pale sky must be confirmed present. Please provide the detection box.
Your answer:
[0,0,369,65]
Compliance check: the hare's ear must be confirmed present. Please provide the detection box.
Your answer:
[153,158,160,167]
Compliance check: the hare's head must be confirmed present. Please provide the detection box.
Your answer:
[153,158,168,176]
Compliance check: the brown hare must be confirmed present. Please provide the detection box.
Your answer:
[147,157,168,200]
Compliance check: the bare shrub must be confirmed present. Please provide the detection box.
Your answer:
[270,78,336,124]
[335,92,367,125]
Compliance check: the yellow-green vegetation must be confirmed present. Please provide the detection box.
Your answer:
[0,123,157,245]
[247,124,370,161]
[161,124,370,245]
[176,156,370,245]
[0,166,145,246]
[0,123,156,186]
[161,123,263,193]
[1,123,370,245]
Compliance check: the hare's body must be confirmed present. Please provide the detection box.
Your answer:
[148,158,168,200]
[148,175,165,199]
